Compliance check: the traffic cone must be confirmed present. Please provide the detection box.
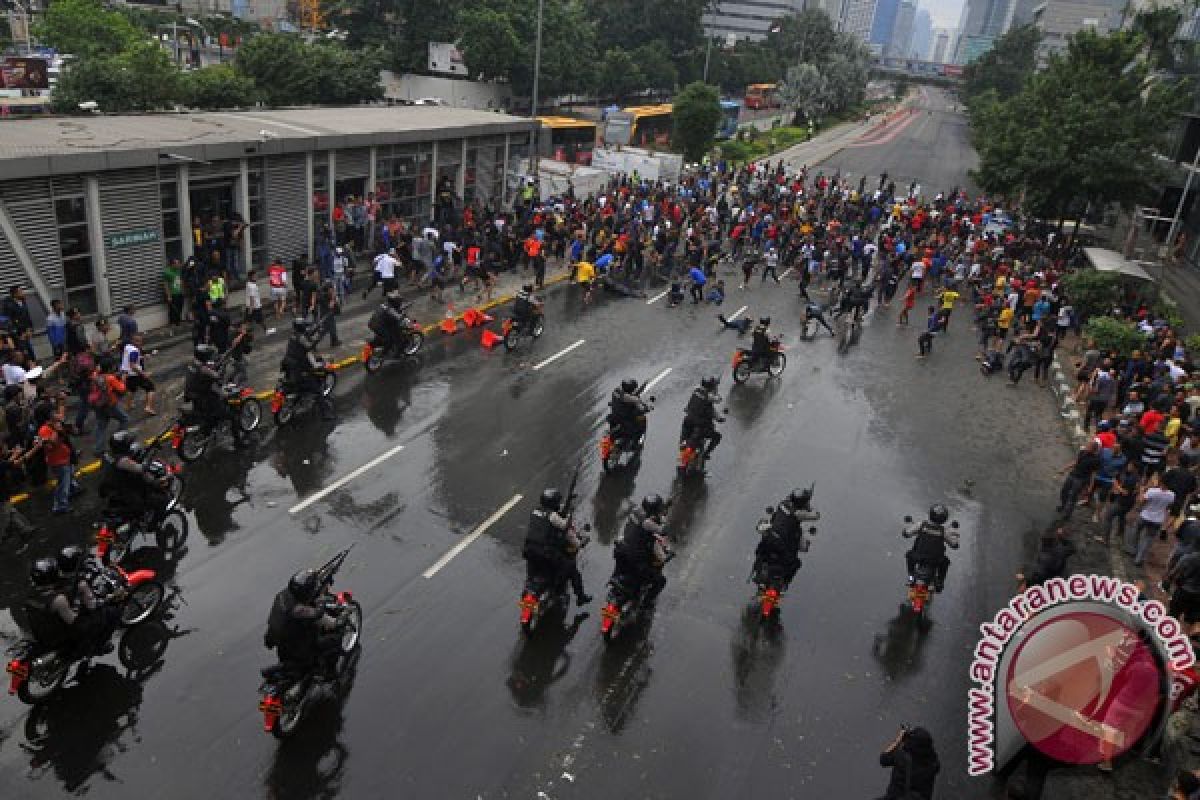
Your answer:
[481,328,502,348]
[440,302,458,334]
[462,308,483,327]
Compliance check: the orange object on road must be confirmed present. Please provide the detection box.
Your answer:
[480,329,502,348]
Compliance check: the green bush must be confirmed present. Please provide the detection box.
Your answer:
[719,138,766,164]
[1084,316,1147,357]
[1060,270,1122,320]
[1186,333,1200,358]
[1151,297,1186,332]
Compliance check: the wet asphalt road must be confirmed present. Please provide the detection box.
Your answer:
[0,88,1072,799]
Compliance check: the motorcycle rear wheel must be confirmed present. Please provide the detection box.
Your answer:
[402,331,424,357]
[16,656,67,705]
[238,398,263,433]
[272,687,306,739]
[340,601,363,654]
[121,580,165,626]
[364,348,385,373]
[732,361,752,384]
[321,371,337,398]
[531,316,545,338]
[503,329,519,352]
[768,353,787,377]
[274,401,296,427]
[178,430,207,463]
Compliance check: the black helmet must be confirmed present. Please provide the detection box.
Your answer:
[30,558,60,588]
[522,284,533,293]
[621,379,638,393]
[701,376,719,392]
[292,318,309,335]
[641,494,665,516]
[288,568,320,602]
[758,317,771,326]
[110,430,136,457]
[928,504,949,525]
[788,487,813,510]
[57,545,86,574]
[540,488,563,511]
[193,344,217,363]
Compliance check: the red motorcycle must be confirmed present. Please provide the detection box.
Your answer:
[259,547,361,739]
[7,564,164,704]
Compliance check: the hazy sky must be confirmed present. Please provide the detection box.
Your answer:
[920,0,966,28]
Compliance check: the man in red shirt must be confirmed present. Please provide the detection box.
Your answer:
[37,407,79,514]
[1140,407,1165,435]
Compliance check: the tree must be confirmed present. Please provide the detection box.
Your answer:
[782,63,826,121]
[458,6,522,82]
[634,41,678,94]
[1084,316,1147,356]
[181,64,257,109]
[1060,270,1122,320]
[962,24,1040,104]
[235,33,382,107]
[595,47,644,103]
[52,41,180,113]
[970,29,1187,218]
[673,81,721,161]
[35,0,138,57]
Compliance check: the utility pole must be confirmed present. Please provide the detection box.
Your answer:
[528,0,544,179]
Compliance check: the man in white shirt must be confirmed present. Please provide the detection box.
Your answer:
[1130,476,1175,566]
[373,248,399,294]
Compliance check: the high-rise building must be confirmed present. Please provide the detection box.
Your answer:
[841,0,879,41]
[931,27,951,62]
[870,0,902,49]
[952,0,1017,62]
[890,0,917,58]
[808,0,848,27]
[1032,0,1125,60]
[702,0,807,42]
[910,7,934,59]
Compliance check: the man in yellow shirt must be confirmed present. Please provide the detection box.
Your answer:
[996,305,1014,348]
[937,288,960,331]
[575,260,596,303]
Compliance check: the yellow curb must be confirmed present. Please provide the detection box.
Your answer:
[421,272,571,336]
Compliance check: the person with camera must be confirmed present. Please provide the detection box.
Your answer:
[876,725,940,800]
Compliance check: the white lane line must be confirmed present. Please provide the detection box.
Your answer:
[532,338,586,371]
[779,267,793,279]
[728,305,748,321]
[423,493,524,579]
[643,367,672,393]
[289,443,406,514]
[647,289,669,305]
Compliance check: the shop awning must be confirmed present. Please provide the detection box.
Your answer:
[1083,247,1157,282]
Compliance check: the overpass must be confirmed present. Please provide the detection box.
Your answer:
[870,56,963,86]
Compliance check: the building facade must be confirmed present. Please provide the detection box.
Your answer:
[953,0,1016,61]
[890,0,917,57]
[870,0,901,48]
[1032,0,1125,60]
[841,0,879,41]
[0,108,535,331]
[911,6,934,59]
[931,28,951,62]
[701,0,806,42]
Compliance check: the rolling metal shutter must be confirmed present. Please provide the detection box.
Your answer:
[99,168,165,311]
[265,155,308,265]
[337,148,370,178]
[0,178,64,293]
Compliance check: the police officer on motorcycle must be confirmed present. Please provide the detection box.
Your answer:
[99,430,169,529]
[184,343,244,442]
[613,495,670,604]
[522,488,591,606]
[24,557,116,657]
[369,291,411,353]
[680,376,724,457]
[902,504,960,592]
[749,317,774,370]
[264,568,346,677]
[512,284,541,331]
[281,319,334,420]
[755,488,821,589]
[609,379,650,444]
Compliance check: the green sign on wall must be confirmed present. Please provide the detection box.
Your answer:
[105,228,160,250]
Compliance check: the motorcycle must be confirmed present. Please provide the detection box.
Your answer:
[678,423,720,478]
[96,442,187,565]
[518,531,591,636]
[600,551,674,644]
[271,361,337,426]
[7,563,165,704]
[732,336,786,384]
[259,547,361,739]
[502,307,545,352]
[751,507,818,621]
[362,305,425,373]
[172,382,262,462]
[902,515,959,621]
[600,396,654,473]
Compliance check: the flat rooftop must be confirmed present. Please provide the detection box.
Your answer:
[0,106,538,180]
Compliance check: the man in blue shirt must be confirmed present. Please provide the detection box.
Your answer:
[688,265,707,304]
